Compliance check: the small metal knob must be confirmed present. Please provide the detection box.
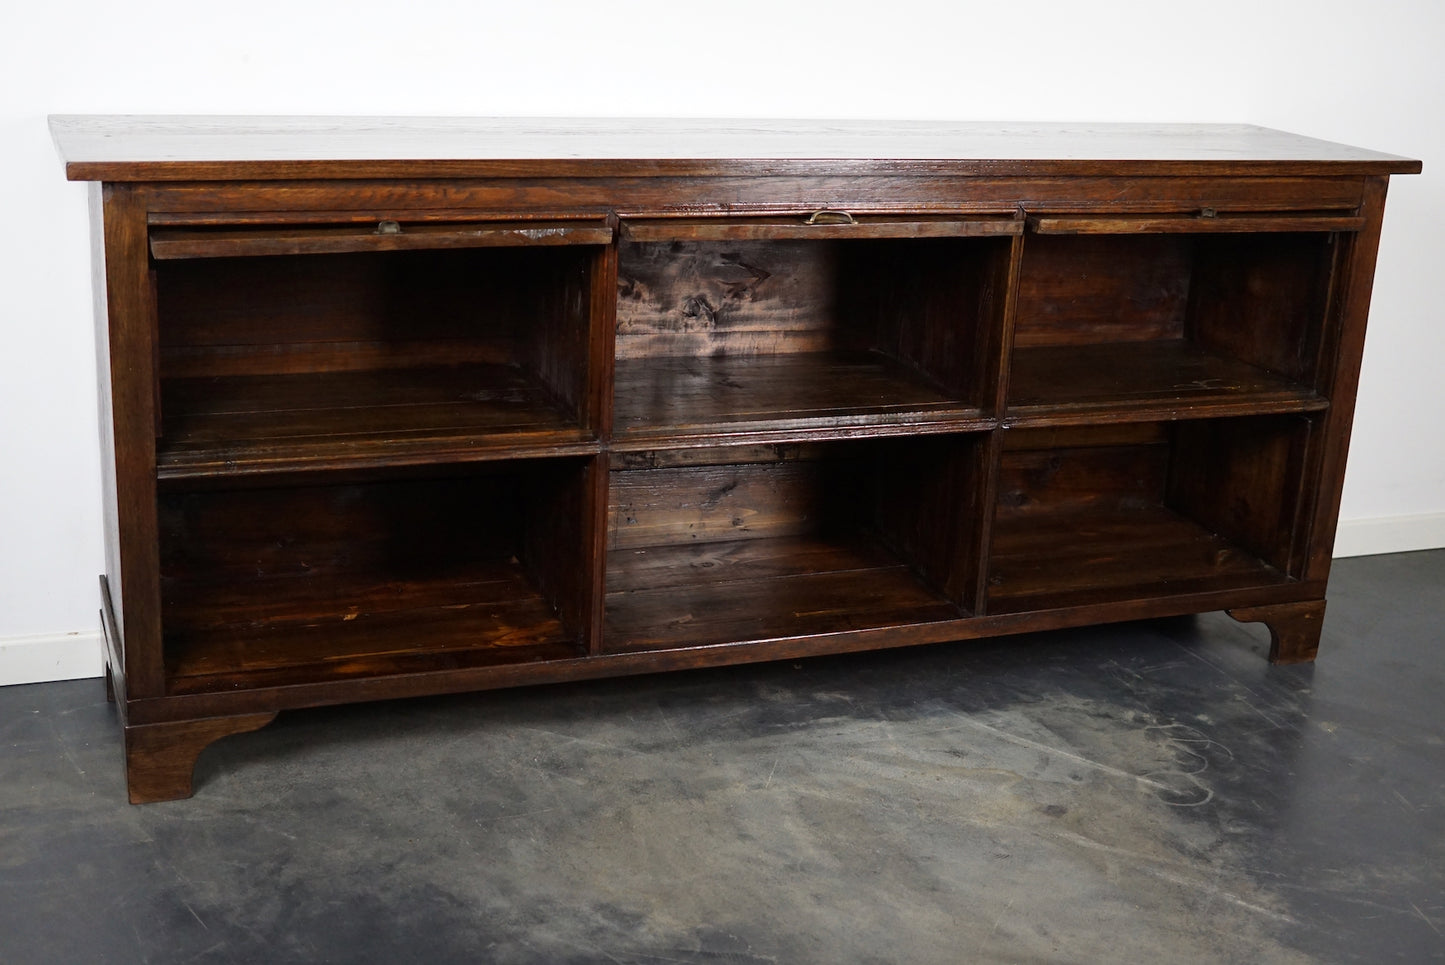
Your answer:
[375,220,402,235]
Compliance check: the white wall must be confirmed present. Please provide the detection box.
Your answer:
[2,0,1441,682]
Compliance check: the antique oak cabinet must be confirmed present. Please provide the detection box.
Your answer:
[51,117,1419,803]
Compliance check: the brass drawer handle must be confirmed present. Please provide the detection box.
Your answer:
[804,210,857,226]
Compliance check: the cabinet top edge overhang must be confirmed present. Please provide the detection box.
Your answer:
[49,116,1422,183]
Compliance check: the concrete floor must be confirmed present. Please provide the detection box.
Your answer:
[2,551,1443,964]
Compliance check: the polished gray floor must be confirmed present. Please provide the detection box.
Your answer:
[3,551,1443,964]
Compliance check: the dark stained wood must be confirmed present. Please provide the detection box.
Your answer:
[616,238,851,359]
[1168,415,1314,575]
[100,185,165,700]
[1006,341,1327,424]
[1302,177,1393,581]
[126,176,1373,225]
[165,599,580,694]
[158,465,590,693]
[50,117,1422,181]
[64,118,1417,801]
[1227,599,1326,664]
[1014,234,1192,346]
[987,506,1289,614]
[620,214,1022,241]
[150,220,612,259]
[124,713,277,803]
[605,537,961,653]
[155,365,593,479]
[1188,232,1333,384]
[614,234,1003,439]
[1029,214,1364,234]
[987,420,1306,613]
[614,353,986,443]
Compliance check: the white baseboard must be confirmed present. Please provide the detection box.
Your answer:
[0,631,104,687]
[1333,513,1445,558]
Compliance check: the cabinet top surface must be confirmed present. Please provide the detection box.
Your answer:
[51,116,1421,181]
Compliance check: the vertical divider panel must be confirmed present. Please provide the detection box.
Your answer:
[586,235,619,654]
[971,230,1028,614]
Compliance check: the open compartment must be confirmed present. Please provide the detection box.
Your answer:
[986,416,1315,614]
[614,225,1013,444]
[604,435,985,652]
[1007,229,1340,423]
[152,231,608,478]
[157,456,596,694]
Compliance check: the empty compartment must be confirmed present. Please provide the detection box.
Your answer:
[614,234,1011,442]
[987,417,1314,613]
[159,457,596,693]
[1008,231,1338,422]
[604,437,984,652]
[153,239,605,477]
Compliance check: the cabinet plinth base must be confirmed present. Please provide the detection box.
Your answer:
[123,713,279,804]
[1227,599,1326,665]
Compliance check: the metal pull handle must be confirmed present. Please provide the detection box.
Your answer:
[804,210,858,226]
[375,220,403,235]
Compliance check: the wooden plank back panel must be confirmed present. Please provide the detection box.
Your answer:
[1014,235,1192,347]
[995,439,1171,520]
[1188,233,1333,384]
[155,247,592,379]
[608,456,862,551]
[616,240,846,360]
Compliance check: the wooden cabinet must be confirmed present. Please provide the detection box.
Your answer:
[52,117,1419,803]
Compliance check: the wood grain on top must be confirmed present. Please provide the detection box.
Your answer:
[49,116,1422,181]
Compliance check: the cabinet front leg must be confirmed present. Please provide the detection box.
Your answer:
[123,713,278,804]
[1227,599,1326,665]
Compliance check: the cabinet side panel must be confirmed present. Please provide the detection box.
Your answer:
[1303,176,1391,580]
[90,183,124,656]
[101,184,164,698]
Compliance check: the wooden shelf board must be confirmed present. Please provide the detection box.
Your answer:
[1005,340,1326,424]
[157,363,591,477]
[986,506,1290,614]
[614,352,983,443]
[164,561,579,694]
[604,535,964,653]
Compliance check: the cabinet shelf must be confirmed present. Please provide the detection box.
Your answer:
[157,363,595,479]
[613,352,989,445]
[606,535,965,653]
[1005,340,1327,425]
[157,462,593,694]
[987,506,1290,614]
[986,417,1311,614]
[163,562,582,695]
[604,437,982,652]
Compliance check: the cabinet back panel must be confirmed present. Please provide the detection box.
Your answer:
[1189,233,1332,383]
[996,442,1171,520]
[617,240,849,360]
[156,248,591,378]
[159,475,526,585]
[616,238,996,394]
[1014,235,1192,347]
[608,457,863,551]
